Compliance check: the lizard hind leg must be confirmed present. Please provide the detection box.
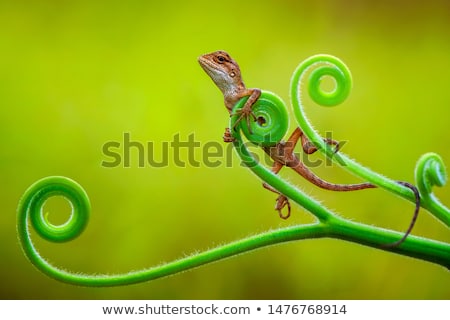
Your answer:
[262,182,291,219]
[282,127,340,156]
[275,195,291,219]
[301,132,340,155]
[260,128,306,219]
[262,161,292,219]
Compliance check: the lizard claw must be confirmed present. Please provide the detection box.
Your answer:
[223,127,235,143]
[232,106,257,134]
[324,138,340,154]
[302,141,318,155]
[275,195,291,219]
[303,138,340,154]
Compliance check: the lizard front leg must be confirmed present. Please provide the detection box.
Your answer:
[223,127,235,143]
[232,88,261,133]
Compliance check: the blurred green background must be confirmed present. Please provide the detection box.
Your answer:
[1,0,449,299]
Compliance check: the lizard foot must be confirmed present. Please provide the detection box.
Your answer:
[231,105,257,134]
[303,138,340,154]
[275,195,291,219]
[223,127,235,143]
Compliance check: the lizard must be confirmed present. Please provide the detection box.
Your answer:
[198,50,420,247]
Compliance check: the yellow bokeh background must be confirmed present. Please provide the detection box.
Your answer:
[0,0,449,299]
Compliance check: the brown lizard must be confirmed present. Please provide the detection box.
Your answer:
[198,50,419,247]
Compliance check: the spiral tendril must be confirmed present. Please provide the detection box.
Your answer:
[415,153,450,226]
[21,176,91,243]
[308,62,352,107]
[290,54,353,157]
[415,153,447,192]
[233,91,289,147]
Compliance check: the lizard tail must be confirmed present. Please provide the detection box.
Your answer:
[288,159,376,191]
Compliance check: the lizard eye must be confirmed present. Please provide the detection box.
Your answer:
[217,55,225,63]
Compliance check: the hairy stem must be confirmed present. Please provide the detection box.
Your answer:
[18,180,331,286]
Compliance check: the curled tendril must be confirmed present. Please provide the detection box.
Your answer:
[415,153,447,193]
[291,54,353,158]
[307,60,352,107]
[20,176,90,243]
[17,177,95,285]
[234,91,289,147]
[415,153,450,226]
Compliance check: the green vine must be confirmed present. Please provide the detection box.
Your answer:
[17,55,450,286]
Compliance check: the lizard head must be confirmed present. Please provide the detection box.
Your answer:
[198,50,243,94]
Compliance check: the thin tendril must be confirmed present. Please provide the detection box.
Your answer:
[415,153,450,226]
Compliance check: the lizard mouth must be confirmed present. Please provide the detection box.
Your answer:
[198,56,229,84]
[198,56,221,73]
